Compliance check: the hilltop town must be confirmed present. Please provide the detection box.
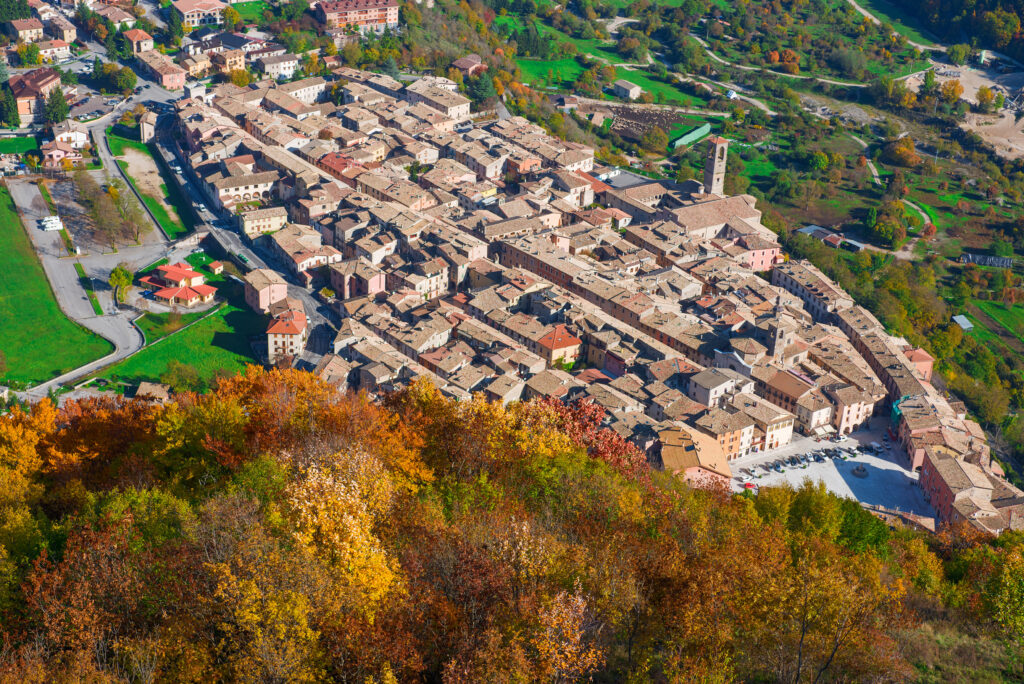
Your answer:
[0,0,1021,540]
[137,61,1011,534]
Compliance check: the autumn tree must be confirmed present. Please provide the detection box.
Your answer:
[940,79,964,105]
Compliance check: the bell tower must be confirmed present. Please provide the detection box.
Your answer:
[703,136,729,196]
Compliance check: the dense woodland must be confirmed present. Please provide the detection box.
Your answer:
[893,0,1024,53]
[0,369,1021,681]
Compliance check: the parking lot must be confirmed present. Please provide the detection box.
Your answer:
[729,418,933,517]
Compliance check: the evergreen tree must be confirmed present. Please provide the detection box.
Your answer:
[1,87,19,128]
[467,74,495,102]
[0,0,30,23]
[44,87,69,125]
[0,59,7,83]
[167,8,183,43]
[382,56,400,79]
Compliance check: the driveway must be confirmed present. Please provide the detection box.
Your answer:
[8,179,150,396]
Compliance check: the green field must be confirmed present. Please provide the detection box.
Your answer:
[232,0,269,22]
[533,22,621,64]
[516,58,586,88]
[852,0,937,47]
[0,136,38,154]
[106,287,264,386]
[136,308,210,343]
[975,300,1024,339]
[613,67,705,106]
[0,187,112,384]
[106,129,143,157]
[74,262,103,316]
[104,253,265,387]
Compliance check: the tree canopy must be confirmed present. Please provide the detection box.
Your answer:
[0,369,1018,679]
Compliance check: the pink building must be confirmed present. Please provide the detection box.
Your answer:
[329,259,386,300]
[739,235,782,271]
[823,384,876,435]
[243,268,288,313]
[903,347,935,383]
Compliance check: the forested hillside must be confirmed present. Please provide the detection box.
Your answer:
[892,0,1024,54]
[0,368,1021,681]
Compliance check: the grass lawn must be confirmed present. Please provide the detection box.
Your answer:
[116,160,191,240]
[612,68,705,107]
[853,0,937,47]
[0,136,38,154]
[0,187,112,384]
[74,262,103,316]
[106,282,265,386]
[532,21,621,64]
[136,307,216,343]
[516,58,585,88]
[38,182,56,213]
[232,0,269,22]
[965,312,1013,351]
[106,129,145,157]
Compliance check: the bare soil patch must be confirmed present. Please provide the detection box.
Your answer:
[120,146,182,226]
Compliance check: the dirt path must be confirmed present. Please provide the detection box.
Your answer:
[689,33,930,89]
[120,146,182,226]
[968,303,1024,354]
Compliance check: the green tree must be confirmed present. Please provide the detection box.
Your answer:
[979,9,1020,49]
[922,68,936,93]
[167,7,183,43]
[281,0,308,21]
[44,88,68,125]
[948,43,970,65]
[0,87,19,128]
[467,74,495,102]
[641,125,669,153]
[161,358,202,393]
[223,5,241,30]
[809,151,829,172]
[992,238,1014,258]
[382,55,400,79]
[113,66,136,94]
[108,263,133,303]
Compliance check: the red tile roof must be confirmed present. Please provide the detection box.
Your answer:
[268,308,307,335]
[536,324,582,351]
[153,283,216,302]
[157,262,204,284]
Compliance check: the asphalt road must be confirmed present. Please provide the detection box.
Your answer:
[153,121,338,364]
[8,179,146,397]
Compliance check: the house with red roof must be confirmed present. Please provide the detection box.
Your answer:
[536,323,582,366]
[138,262,217,307]
[267,297,308,364]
